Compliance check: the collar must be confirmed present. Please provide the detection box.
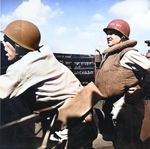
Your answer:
[102,40,137,56]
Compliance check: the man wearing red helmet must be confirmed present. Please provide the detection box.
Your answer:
[95,19,150,149]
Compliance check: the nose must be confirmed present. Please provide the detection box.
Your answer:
[107,34,113,41]
[2,41,6,46]
[2,41,7,51]
[107,34,111,38]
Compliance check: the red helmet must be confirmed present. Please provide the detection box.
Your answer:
[103,19,130,39]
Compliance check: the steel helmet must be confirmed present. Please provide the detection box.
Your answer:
[103,19,130,39]
[1,20,41,51]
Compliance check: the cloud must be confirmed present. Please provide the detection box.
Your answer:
[92,13,104,21]
[129,11,150,30]
[50,25,106,54]
[54,26,67,36]
[1,0,64,26]
[109,0,150,30]
[110,0,149,17]
[87,23,102,31]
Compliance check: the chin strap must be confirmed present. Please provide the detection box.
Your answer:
[3,34,32,61]
[14,44,31,60]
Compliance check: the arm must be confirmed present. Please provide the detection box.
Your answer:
[120,50,150,96]
[0,64,22,99]
[0,46,51,99]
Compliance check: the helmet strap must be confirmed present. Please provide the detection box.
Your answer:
[120,35,128,43]
[4,35,31,61]
[14,44,31,60]
[4,35,16,48]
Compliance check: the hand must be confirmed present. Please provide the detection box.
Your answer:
[128,85,141,94]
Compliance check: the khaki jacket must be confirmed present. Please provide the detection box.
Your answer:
[0,45,83,104]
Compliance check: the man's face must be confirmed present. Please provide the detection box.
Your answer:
[106,29,122,47]
[3,41,16,61]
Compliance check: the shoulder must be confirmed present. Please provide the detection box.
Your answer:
[39,45,53,55]
[123,49,141,58]
[122,47,138,54]
[20,45,53,63]
[121,49,150,69]
[7,45,53,70]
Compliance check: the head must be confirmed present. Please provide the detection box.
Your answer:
[1,41,13,74]
[103,19,130,47]
[1,20,41,61]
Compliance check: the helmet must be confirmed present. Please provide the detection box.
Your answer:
[103,19,130,39]
[1,20,41,51]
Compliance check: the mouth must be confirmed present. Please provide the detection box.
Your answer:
[107,40,112,44]
[107,38,111,42]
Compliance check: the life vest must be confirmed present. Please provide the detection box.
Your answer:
[95,40,138,98]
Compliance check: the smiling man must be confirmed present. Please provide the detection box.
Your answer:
[95,19,150,149]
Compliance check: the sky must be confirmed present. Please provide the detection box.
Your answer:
[0,0,150,55]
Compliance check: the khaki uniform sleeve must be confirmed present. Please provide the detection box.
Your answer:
[120,50,150,96]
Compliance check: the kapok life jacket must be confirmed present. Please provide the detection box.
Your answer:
[95,40,139,99]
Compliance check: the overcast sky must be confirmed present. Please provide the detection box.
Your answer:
[1,0,150,54]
